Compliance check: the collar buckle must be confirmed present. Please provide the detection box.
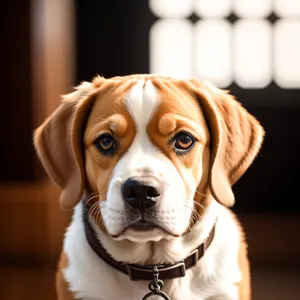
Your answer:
[127,261,186,281]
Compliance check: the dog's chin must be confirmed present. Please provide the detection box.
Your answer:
[113,228,170,242]
[111,221,179,242]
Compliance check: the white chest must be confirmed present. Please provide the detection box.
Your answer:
[63,204,240,300]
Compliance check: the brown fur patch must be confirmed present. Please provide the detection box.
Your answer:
[56,251,75,300]
[83,78,137,231]
[148,78,212,222]
[228,210,251,300]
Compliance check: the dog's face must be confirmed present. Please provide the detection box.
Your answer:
[34,75,264,242]
[83,79,210,240]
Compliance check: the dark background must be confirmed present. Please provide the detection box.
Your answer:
[1,1,300,299]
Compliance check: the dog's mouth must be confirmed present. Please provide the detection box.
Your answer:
[111,219,180,239]
[129,219,159,231]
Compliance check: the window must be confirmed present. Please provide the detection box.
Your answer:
[150,0,300,88]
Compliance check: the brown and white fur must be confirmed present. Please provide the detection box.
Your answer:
[34,75,264,300]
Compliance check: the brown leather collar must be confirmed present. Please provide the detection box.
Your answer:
[83,204,215,281]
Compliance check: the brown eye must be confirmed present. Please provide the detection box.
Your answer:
[174,132,195,151]
[94,134,116,154]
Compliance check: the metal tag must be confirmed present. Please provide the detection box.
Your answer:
[142,266,171,300]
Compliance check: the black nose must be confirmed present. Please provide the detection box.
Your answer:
[122,177,162,211]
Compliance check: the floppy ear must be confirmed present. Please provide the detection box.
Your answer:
[34,81,101,210]
[191,81,265,207]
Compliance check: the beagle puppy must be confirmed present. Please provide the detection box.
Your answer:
[34,75,264,300]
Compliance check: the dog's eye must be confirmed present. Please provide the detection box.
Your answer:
[94,134,116,153]
[174,132,195,151]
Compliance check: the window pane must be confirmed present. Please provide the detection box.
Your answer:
[274,0,300,18]
[149,0,193,18]
[150,19,192,78]
[195,0,232,18]
[234,20,272,88]
[234,0,272,18]
[195,20,232,87]
[274,20,300,88]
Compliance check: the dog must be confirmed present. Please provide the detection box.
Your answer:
[34,75,264,300]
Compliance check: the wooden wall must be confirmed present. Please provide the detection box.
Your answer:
[0,0,74,266]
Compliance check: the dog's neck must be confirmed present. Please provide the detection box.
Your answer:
[83,196,219,266]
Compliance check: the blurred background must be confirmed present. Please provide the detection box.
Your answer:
[1,0,300,299]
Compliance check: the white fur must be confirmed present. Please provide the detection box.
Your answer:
[64,200,241,300]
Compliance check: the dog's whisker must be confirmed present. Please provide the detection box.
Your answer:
[195,189,207,198]
[193,201,216,221]
[183,204,203,221]
[87,199,108,229]
[88,201,98,213]
[86,194,100,205]
[193,201,208,214]
[88,210,97,224]
[87,191,98,197]
[186,218,196,241]
[180,197,209,215]
[92,207,99,222]
[95,209,102,225]
[96,209,105,229]
[88,202,100,224]
[99,201,107,209]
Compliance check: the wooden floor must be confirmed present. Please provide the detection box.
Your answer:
[251,269,300,300]
[1,265,300,300]
[1,266,56,300]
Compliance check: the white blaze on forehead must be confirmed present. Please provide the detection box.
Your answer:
[106,80,191,238]
[125,80,159,133]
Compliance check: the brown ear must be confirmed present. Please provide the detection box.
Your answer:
[34,81,101,209]
[192,81,265,206]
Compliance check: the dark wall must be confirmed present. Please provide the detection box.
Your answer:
[76,0,155,81]
[0,0,34,181]
[233,105,300,213]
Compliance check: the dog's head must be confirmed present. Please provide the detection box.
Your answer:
[34,75,264,242]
